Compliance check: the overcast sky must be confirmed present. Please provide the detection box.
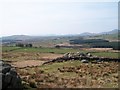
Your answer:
[0,0,118,36]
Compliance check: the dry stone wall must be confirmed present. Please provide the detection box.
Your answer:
[43,52,119,65]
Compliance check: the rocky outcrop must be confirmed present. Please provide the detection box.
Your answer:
[0,60,23,90]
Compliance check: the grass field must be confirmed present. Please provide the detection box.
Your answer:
[2,46,82,54]
[91,52,119,58]
[2,46,119,58]
[2,46,21,52]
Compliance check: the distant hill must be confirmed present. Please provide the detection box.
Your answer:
[79,32,96,36]
[78,29,119,36]
[1,29,119,41]
[99,29,120,35]
[86,29,120,41]
[1,35,32,41]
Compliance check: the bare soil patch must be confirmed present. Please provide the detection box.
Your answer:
[11,60,45,68]
[41,54,63,60]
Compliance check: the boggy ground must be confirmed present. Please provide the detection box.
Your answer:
[16,60,119,89]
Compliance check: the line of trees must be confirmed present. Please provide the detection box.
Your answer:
[16,43,33,47]
[70,39,109,44]
[69,39,119,50]
[90,42,119,50]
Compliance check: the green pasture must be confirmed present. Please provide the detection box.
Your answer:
[2,46,119,58]
[91,52,119,58]
[2,46,81,54]
[2,46,21,52]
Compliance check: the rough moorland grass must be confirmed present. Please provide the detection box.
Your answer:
[39,60,81,73]
[17,60,119,88]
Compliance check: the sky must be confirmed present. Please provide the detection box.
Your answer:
[0,0,119,36]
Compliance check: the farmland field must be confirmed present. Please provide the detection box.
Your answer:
[2,46,119,59]
[2,46,80,54]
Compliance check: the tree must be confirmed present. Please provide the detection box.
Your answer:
[16,43,24,47]
[55,45,60,48]
[25,44,33,47]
